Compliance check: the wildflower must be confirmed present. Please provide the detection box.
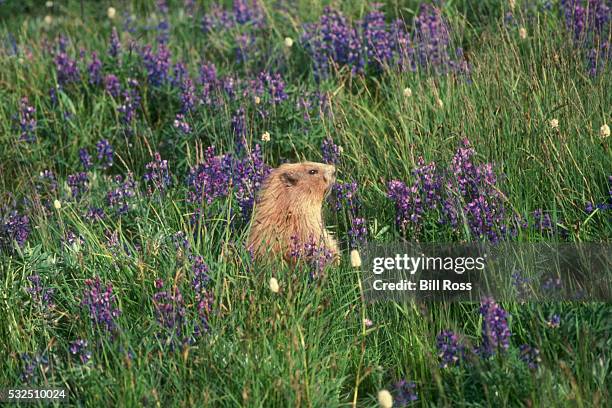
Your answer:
[547,314,560,328]
[363,318,373,327]
[69,339,91,364]
[392,380,418,406]
[321,137,341,165]
[20,353,50,384]
[108,27,121,58]
[53,199,61,209]
[173,113,192,134]
[96,139,114,169]
[478,297,511,356]
[519,344,541,370]
[44,15,53,25]
[27,275,55,310]
[436,98,444,108]
[377,389,393,408]
[437,330,464,368]
[1,210,30,250]
[519,27,527,39]
[107,7,116,19]
[107,173,137,215]
[601,123,610,138]
[79,148,93,170]
[254,96,261,104]
[67,172,89,199]
[403,87,412,97]
[82,276,121,335]
[46,1,53,7]
[18,97,37,143]
[104,74,121,97]
[144,152,171,194]
[549,118,559,129]
[87,51,102,85]
[284,37,294,48]
[269,277,280,293]
[261,131,270,142]
[350,249,362,268]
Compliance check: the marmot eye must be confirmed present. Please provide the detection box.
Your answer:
[308,169,318,175]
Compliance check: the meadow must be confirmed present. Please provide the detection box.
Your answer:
[0,0,611,406]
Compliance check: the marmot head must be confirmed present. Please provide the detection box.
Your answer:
[273,161,336,202]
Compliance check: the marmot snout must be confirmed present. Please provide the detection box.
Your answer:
[247,161,339,262]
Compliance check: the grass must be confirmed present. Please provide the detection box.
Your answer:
[0,0,611,406]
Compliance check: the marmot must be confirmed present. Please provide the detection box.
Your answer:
[247,161,339,262]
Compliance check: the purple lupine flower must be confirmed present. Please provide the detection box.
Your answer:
[118,79,141,127]
[561,0,610,76]
[156,1,170,44]
[231,107,247,147]
[414,3,452,74]
[363,4,393,71]
[18,96,37,142]
[107,173,137,215]
[184,0,196,17]
[392,379,418,406]
[541,276,563,291]
[171,62,188,87]
[152,279,190,349]
[38,170,58,192]
[512,271,531,301]
[87,51,102,85]
[20,353,50,384]
[173,113,192,134]
[232,144,270,218]
[69,339,91,363]
[54,51,80,85]
[257,71,288,105]
[478,297,511,356]
[26,275,55,310]
[192,256,210,292]
[201,4,235,34]
[321,137,341,165]
[519,344,541,370]
[67,172,89,199]
[79,148,93,170]
[142,44,171,86]
[235,33,255,64]
[547,314,561,328]
[82,276,121,335]
[533,209,553,234]
[84,206,106,222]
[108,27,121,58]
[233,0,264,26]
[301,7,364,80]
[289,235,335,278]
[144,152,171,194]
[172,231,191,256]
[104,74,121,98]
[436,330,464,368]
[180,77,196,113]
[96,139,114,169]
[348,217,367,248]
[199,61,219,105]
[64,230,85,248]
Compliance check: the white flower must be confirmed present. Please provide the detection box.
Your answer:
[53,199,62,209]
[549,119,559,129]
[107,7,117,19]
[254,96,261,105]
[45,1,54,7]
[363,318,373,327]
[284,37,294,48]
[377,389,393,408]
[350,249,362,268]
[269,277,280,293]
[600,123,610,138]
[44,15,53,25]
[436,98,444,108]
[261,131,271,142]
[403,87,412,98]
[519,27,527,39]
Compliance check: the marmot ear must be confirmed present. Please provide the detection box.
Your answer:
[280,171,298,186]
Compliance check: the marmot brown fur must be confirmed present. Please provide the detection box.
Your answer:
[247,161,339,262]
